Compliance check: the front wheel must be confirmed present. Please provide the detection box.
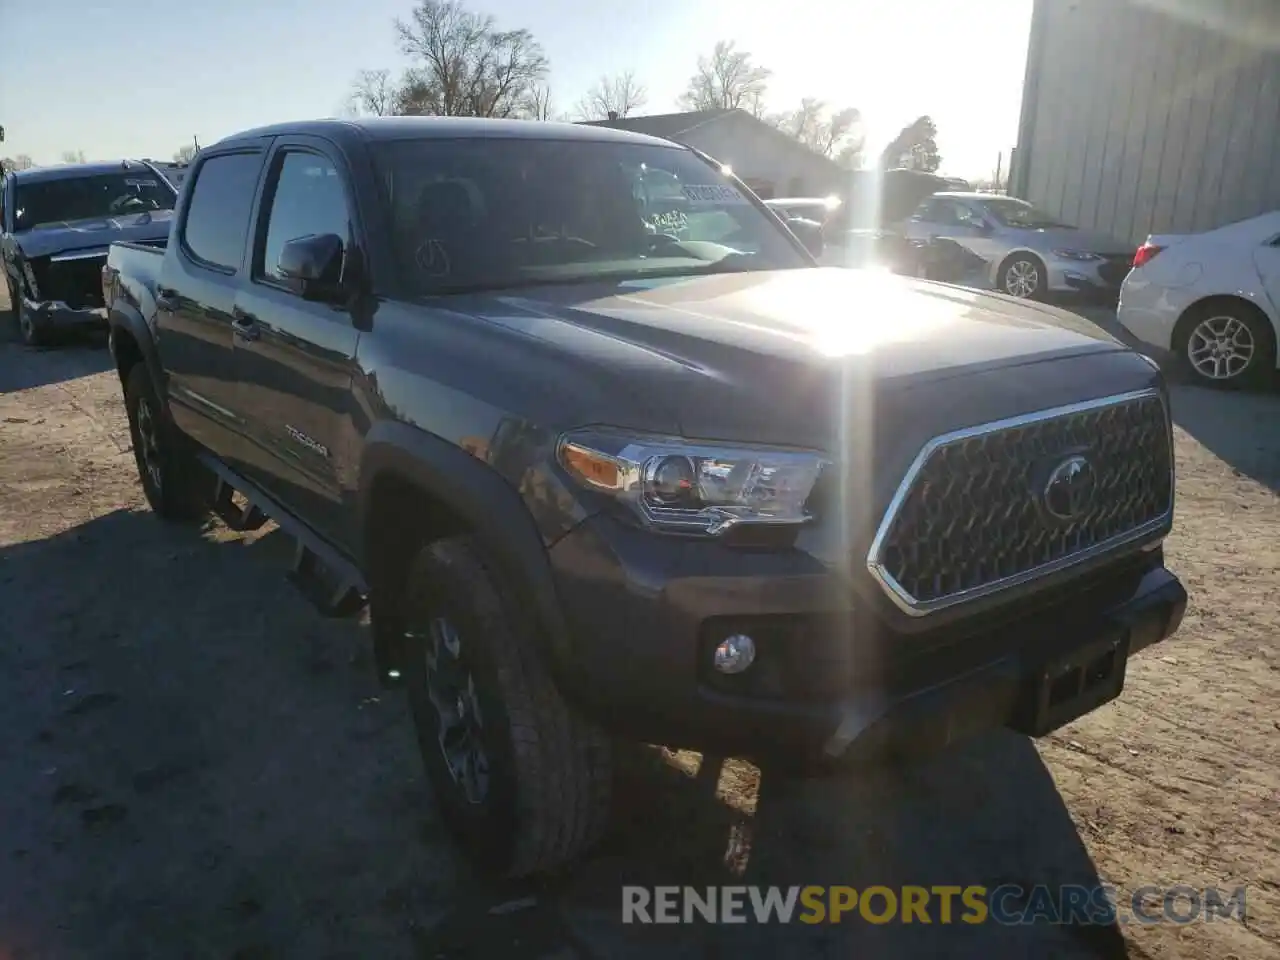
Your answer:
[123,364,211,521]
[999,255,1044,300]
[7,275,48,347]
[400,536,612,878]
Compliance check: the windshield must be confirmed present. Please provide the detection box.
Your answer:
[980,196,1073,229]
[13,171,176,231]
[371,138,810,295]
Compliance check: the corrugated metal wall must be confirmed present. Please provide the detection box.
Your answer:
[1014,0,1280,244]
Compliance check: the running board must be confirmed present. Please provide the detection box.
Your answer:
[287,540,366,618]
[210,477,269,532]
[196,453,369,620]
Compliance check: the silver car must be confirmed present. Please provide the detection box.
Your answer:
[900,192,1135,300]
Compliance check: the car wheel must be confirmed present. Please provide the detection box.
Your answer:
[123,364,211,520]
[401,535,611,878]
[1000,255,1044,300]
[1177,301,1276,389]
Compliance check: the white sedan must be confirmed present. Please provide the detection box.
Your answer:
[1117,211,1280,388]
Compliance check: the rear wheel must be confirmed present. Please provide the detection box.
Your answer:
[123,364,211,520]
[400,536,611,878]
[1176,301,1276,389]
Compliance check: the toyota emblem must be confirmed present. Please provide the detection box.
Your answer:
[1043,454,1096,522]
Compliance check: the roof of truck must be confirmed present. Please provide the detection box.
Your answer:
[6,160,165,184]
[213,116,683,150]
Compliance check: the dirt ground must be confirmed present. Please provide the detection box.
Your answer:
[0,290,1277,960]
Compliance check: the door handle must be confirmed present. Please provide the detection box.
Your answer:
[155,285,178,312]
[231,307,260,342]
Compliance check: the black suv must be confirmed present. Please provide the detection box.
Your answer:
[102,117,1186,877]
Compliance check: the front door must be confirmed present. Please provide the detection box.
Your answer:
[156,147,268,470]
[230,139,362,551]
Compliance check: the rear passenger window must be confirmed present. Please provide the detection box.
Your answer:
[181,152,262,272]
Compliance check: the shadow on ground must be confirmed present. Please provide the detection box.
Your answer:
[1169,384,1280,493]
[0,510,447,959]
[0,508,1129,959]
[0,305,113,392]
[442,737,1128,960]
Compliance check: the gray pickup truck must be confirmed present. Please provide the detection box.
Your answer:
[101,117,1186,878]
[2,160,176,346]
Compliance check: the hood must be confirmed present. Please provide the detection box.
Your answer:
[1010,226,1133,256]
[442,267,1130,445]
[14,209,174,259]
[468,267,1122,374]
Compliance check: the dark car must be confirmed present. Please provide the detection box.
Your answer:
[102,117,1186,879]
[765,195,975,279]
[1,160,176,346]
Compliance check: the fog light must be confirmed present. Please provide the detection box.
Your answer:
[713,634,756,674]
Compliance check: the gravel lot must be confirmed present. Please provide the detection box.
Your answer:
[1,290,1277,960]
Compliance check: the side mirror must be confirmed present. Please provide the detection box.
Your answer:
[786,217,825,258]
[971,220,994,235]
[277,233,346,302]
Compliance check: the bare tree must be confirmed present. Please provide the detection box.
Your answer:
[348,68,397,116]
[173,144,197,164]
[771,99,864,166]
[60,149,87,165]
[575,70,648,120]
[522,83,556,120]
[678,41,771,116]
[1,154,34,171]
[394,0,549,118]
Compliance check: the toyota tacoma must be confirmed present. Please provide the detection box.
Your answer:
[101,117,1186,878]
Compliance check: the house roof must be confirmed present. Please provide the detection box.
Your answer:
[579,109,737,141]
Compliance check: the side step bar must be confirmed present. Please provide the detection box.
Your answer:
[196,453,369,619]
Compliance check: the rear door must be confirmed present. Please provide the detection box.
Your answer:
[229,136,363,550]
[157,144,269,467]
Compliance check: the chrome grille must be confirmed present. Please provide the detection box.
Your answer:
[868,390,1173,615]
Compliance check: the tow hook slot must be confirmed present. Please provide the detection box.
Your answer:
[1023,631,1130,737]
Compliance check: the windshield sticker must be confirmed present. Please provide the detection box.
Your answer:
[124,178,159,188]
[644,210,688,233]
[681,184,748,205]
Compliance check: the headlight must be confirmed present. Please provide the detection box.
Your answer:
[557,429,829,535]
[1051,248,1102,262]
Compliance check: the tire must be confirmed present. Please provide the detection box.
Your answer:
[998,253,1045,300]
[1174,300,1276,390]
[7,274,48,347]
[123,364,211,521]
[400,536,611,878]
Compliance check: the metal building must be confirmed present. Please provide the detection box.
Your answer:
[1012,0,1280,244]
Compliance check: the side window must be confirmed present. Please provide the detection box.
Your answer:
[257,151,350,284]
[913,198,943,222]
[181,152,263,272]
[954,203,985,227]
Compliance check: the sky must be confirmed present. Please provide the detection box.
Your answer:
[1,0,1033,180]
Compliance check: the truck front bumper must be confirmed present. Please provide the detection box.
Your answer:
[548,514,1186,767]
[22,297,108,332]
